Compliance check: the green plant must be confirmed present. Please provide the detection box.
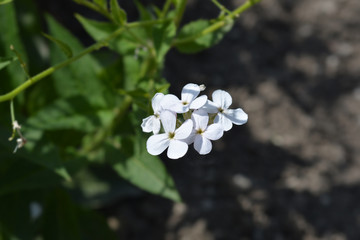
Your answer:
[0,0,261,238]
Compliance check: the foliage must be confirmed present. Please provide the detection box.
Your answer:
[0,0,261,238]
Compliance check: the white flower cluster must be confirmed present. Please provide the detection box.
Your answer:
[141,83,248,159]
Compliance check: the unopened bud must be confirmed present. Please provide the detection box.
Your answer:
[12,120,21,130]
[199,84,206,91]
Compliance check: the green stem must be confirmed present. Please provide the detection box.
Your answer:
[173,0,261,46]
[174,0,188,27]
[211,0,232,15]
[126,28,156,58]
[8,99,16,141]
[80,95,132,154]
[160,0,173,18]
[10,99,15,123]
[0,18,171,103]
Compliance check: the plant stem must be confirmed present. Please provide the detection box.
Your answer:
[10,99,15,123]
[80,95,132,154]
[160,0,173,18]
[174,0,188,27]
[172,0,261,46]
[0,18,171,103]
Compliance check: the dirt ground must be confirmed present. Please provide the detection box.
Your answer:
[41,0,360,239]
[103,0,360,239]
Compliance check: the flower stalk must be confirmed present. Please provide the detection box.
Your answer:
[0,18,171,103]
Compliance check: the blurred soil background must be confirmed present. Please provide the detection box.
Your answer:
[35,0,360,239]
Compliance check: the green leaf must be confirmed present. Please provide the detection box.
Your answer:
[42,189,82,240]
[22,128,72,181]
[110,0,127,26]
[42,189,116,240]
[0,125,71,181]
[0,157,63,196]
[42,32,73,58]
[76,14,145,55]
[78,208,117,240]
[134,0,153,21]
[0,56,17,71]
[153,21,176,63]
[27,96,113,133]
[75,14,117,41]
[0,0,12,5]
[108,133,181,202]
[93,0,107,9]
[46,15,111,107]
[175,19,234,53]
[0,192,33,239]
[68,165,142,207]
[0,2,27,99]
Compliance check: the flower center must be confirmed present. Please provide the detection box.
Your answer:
[168,132,175,139]
[154,113,160,118]
[218,107,224,113]
[182,101,188,105]
[196,129,204,135]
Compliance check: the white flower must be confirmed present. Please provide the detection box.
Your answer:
[186,109,223,155]
[146,110,193,159]
[161,83,207,113]
[13,138,26,153]
[203,90,248,131]
[141,93,164,134]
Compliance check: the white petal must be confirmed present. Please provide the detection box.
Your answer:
[181,83,200,103]
[225,108,248,125]
[161,94,187,113]
[152,93,164,114]
[175,119,193,140]
[167,140,189,159]
[201,100,219,113]
[203,123,223,140]
[191,109,209,130]
[146,134,169,156]
[194,135,212,155]
[212,90,232,109]
[141,116,155,133]
[215,113,233,131]
[183,130,196,144]
[152,117,161,134]
[160,110,176,133]
[189,95,207,109]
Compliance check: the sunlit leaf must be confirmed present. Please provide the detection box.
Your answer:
[26,96,113,133]
[0,0,12,5]
[175,19,234,53]
[75,14,117,41]
[76,14,145,55]
[108,133,181,202]
[46,15,112,107]
[110,0,127,26]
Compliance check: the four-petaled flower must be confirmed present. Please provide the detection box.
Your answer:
[146,110,193,159]
[203,90,248,131]
[161,83,207,113]
[186,109,224,155]
[142,85,248,159]
[141,93,164,134]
